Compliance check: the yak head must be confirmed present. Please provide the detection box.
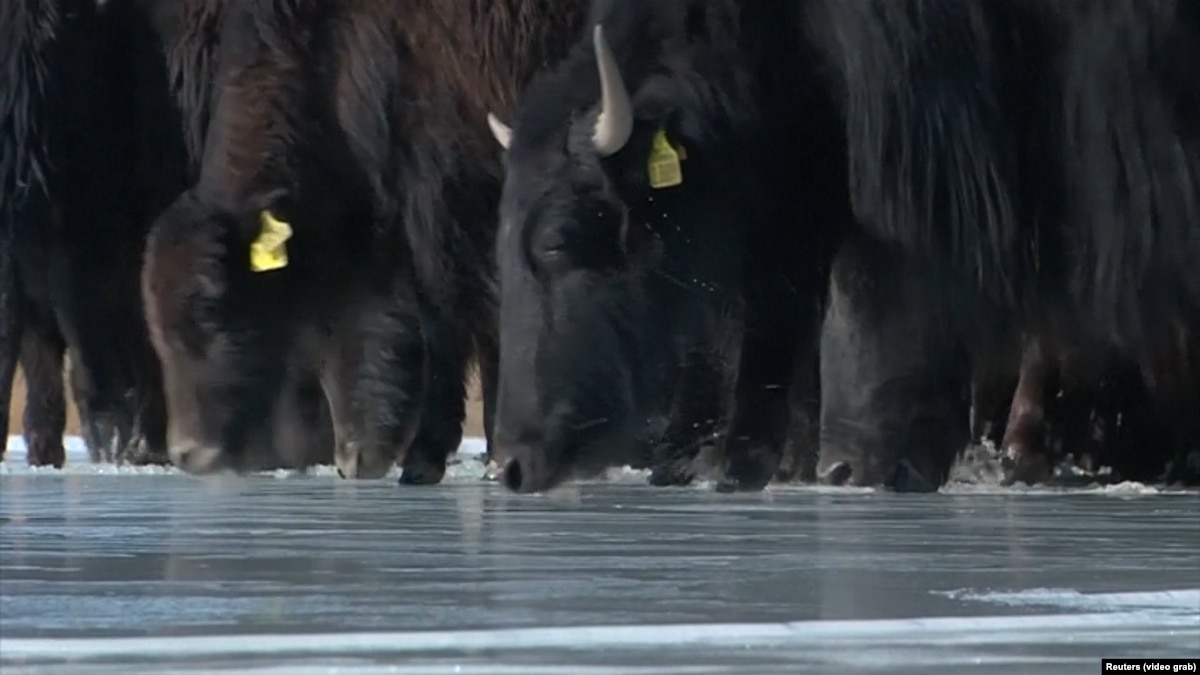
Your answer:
[486,22,752,493]
[141,187,330,475]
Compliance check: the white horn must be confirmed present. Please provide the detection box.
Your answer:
[487,112,512,150]
[591,24,633,157]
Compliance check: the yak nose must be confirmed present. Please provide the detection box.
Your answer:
[334,441,393,479]
[495,437,563,494]
[501,451,554,493]
[169,440,225,474]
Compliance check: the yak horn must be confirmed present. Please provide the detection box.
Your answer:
[591,24,633,157]
[487,113,513,150]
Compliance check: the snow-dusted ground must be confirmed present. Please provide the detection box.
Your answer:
[1,436,1198,674]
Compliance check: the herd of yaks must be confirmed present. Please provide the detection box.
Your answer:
[2,0,1198,493]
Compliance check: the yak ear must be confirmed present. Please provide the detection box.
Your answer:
[487,113,513,150]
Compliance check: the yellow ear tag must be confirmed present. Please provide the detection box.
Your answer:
[250,210,292,272]
[647,128,683,189]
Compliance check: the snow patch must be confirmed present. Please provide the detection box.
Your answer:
[933,588,1200,613]
[3,610,1196,664]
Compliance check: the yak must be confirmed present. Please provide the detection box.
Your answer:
[811,0,1200,490]
[139,0,602,480]
[1,0,181,467]
[485,0,845,493]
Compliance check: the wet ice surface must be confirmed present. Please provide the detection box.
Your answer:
[1,437,1198,674]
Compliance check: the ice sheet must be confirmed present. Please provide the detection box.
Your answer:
[2,436,1198,673]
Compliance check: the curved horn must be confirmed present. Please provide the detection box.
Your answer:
[487,112,513,150]
[591,24,633,157]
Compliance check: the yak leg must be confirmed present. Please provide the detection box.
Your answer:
[20,318,67,468]
[66,351,136,464]
[475,330,500,464]
[287,372,334,469]
[1152,326,1200,485]
[1000,334,1055,485]
[817,240,970,492]
[66,356,104,463]
[324,300,425,480]
[0,252,21,462]
[1170,325,1200,485]
[266,368,334,472]
[648,349,724,487]
[777,335,821,483]
[715,280,803,493]
[127,349,170,465]
[970,348,1019,448]
[399,313,471,486]
[65,357,96,462]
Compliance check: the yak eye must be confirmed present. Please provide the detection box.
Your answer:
[532,223,567,260]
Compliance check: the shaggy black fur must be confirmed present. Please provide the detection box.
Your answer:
[1,0,182,466]
[491,0,846,492]
[812,0,1200,489]
[141,0,590,480]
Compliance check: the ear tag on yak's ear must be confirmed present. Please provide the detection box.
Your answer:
[647,128,683,189]
[249,210,292,273]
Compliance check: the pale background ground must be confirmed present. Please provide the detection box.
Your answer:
[8,367,486,438]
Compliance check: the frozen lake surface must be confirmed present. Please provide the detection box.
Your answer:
[2,436,1198,674]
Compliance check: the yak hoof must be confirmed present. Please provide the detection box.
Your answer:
[399,444,448,485]
[26,434,65,469]
[648,460,695,487]
[888,458,937,493]
[1164,450,1200,486]
[1000,415,1049,486]
[1000,447,1052,486]
[398,456,447,486]
[716,453,775,493]
[122,437,171,467]
[818,460,854,486]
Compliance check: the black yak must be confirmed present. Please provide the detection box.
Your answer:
[1,0,182,466]
[139,0,595,480]
[485,0,845,492]
[812,0,1200,489]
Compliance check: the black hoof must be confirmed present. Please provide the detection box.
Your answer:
[818,460,854,486]
[398,457,446,485]
[714,476,740,493]
[716,461,774,493]
[888,458,938,493]
[1000,448,1052,486]
[715,440,779,493]
[648,461,695,487]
